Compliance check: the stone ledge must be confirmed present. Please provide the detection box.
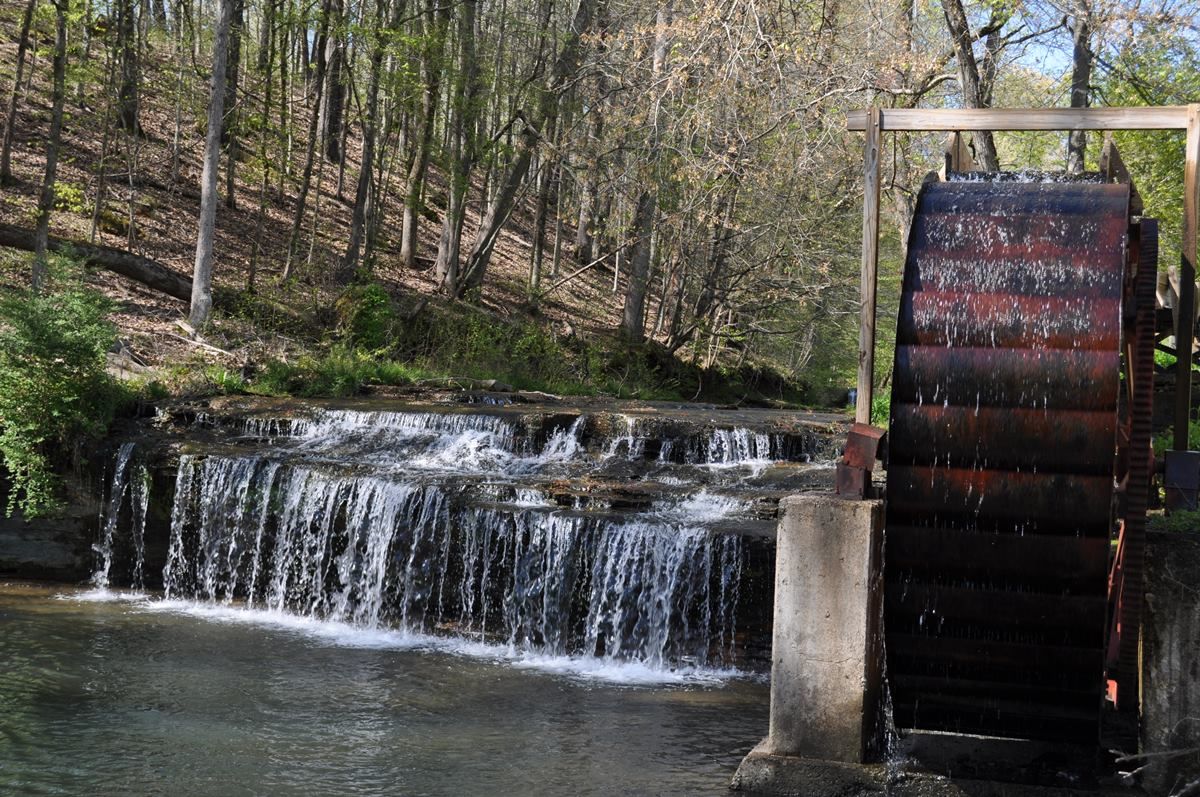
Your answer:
[731,742,886,796]
[731,743,1146,797]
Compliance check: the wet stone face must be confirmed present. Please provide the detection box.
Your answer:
[93,399,841,676]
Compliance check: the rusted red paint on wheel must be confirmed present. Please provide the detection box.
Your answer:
[900,292,1120,350]
[884,180,1131,743]
[889,404,1115,473]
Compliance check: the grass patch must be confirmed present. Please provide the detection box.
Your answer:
[164,282,815,406]
[220,285,814,405]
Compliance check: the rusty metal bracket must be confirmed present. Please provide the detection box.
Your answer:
[836,422,886,499]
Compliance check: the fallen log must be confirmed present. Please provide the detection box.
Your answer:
[0,222,192,302]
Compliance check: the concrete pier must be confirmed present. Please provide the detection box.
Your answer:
[1141,529,1200,795]
[733,493,885,793]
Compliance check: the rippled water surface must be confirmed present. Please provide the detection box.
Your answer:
[0,582,768,796]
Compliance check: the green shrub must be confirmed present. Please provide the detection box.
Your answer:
[1149,509,1200,533]
[1153,418,1200,455]
[203,366,248,395]
[871,390,890,426]
[335,283,395,350]
[0,258,129,516]
[52,181,87,213]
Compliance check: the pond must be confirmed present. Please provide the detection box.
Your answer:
[0,582,768,796]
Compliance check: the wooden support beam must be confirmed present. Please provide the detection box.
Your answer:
[1175,105,1200,451]
[1099,134,1144,215]
[855,107,882,426]
[847,107,1191,132]
[942,132,976,178]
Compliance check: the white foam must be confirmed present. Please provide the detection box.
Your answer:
[150,600,436,650]
[650,490,751,523]
[61,588,151,603]
[66,594,750,686]
[505,653,747,685]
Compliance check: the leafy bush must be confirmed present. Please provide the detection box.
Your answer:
[1153,418,1200,456]
[52,181,87,213]
[203,366,248,395]
[241,293,808,405]
[0,258,129,516]
[335,283,396,350]
[1149,509,1200,534]
[871,389,890,426]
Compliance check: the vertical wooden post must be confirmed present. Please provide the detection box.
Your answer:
[942,131,975,178]
[1175,104,1200,451]
[855,108,883,425]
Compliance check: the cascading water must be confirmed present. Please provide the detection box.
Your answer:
[93,441,149,590]
[96,400,837,678]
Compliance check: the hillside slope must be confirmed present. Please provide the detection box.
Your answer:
[1,11,816,406]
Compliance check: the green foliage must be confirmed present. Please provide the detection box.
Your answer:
[236,299,812,405]
[253,345,425,398]
[0,258,129,516]
[1153,348,1199,373]
[1148,509,1200,534]
[871,390,890,426]
[334,283,396,350]
[1101,25,1200,268]
[52,181,86,213]
[203,366,248,395]
[1154,419,1200,456]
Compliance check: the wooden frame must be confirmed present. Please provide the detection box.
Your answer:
[847,105,1200,452]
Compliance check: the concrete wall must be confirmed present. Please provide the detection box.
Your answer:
[1142,529,1200,796]
[763,494,885,762]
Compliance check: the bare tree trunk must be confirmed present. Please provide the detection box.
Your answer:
[621,191,656,340]
[573,2,606,267]
[1066,0,1092,174]
[249,0,277,290]
[190,0,235,327]
[282,1,330,278]
[574,170,596,264]
[170,0,186,185]
[399,0,448,268]
[941,0,999,171]
[33,0,68,292]
[434,0,482,294]
[620,2,670,341]
[0,0,37,184]
[89,52,116,244]
[223,0,244,209]
[278,0,291,185]
[341,0,392,279]
[318,0,345,163]
[529,112,560,293]
[460,0,598,293]
[117,0,140,133]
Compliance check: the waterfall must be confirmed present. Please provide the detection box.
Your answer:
[159,454,746,668]
[601,415,647,460]
[94,401,832,675]
[93,443,148,589]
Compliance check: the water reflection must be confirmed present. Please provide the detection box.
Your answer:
[0,582,767,796]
